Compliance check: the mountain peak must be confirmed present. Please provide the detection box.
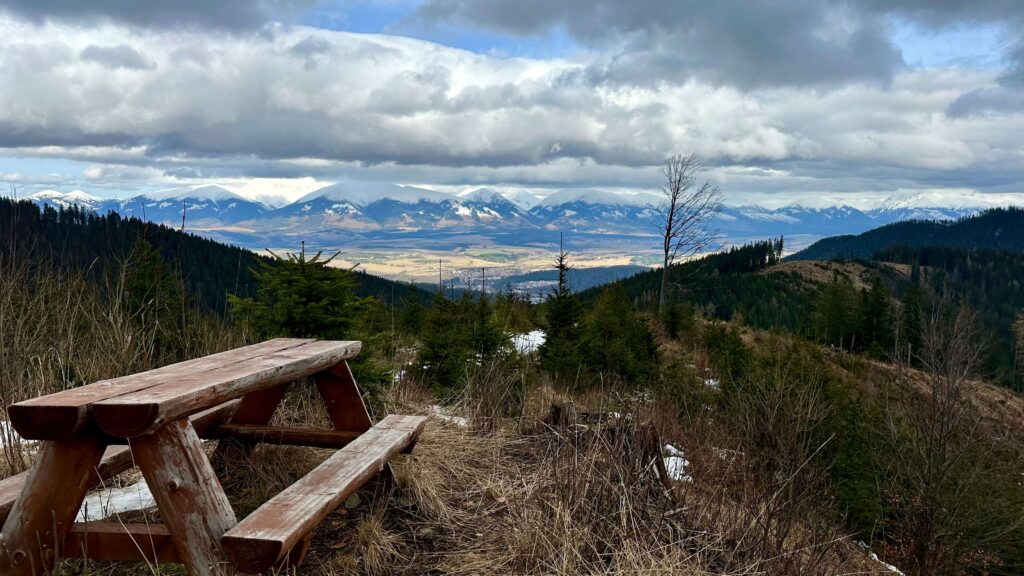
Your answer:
[148,185,244,202]
[537,189,660,208]
[298,182,451,206]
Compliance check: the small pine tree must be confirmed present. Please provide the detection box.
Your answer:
[538,241,583,382]
[578,284,658,386]
[228,248,368,340]
[899,284,924,363]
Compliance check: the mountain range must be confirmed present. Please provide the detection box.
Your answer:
[17,185,1024,251]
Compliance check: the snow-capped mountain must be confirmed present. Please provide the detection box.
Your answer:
[27,190,104,211]
[529,189,662,234]
[18,184,1024,249]
[111,186,271,225]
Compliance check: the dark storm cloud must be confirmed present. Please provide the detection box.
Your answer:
[80,44,154,69]
[410,0,1024,90]
[411,0,902,89]
[0,0,310,30]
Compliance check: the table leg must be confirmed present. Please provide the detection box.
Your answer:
[314,360,372,432]
[211,384,290,468]
[0,436,107,575]
[132,419,237,576]
[315,360,395,489]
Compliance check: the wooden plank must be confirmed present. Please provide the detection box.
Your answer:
[0,436,107,575]
[63,522,180,563]
[8,339,310,441]
[221,415,427,573]
[133,419,238,576]
[212,384,290,467]
[94,340,362,437]
[208,424,361,448]
[315,361,373,432]
[0,400,240,526]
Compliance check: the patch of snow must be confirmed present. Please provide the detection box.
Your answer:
[77,480,156,522]
[663,444,693,483]
[428,405,469,428]
[510,330,546,354]
[858,542,905,575]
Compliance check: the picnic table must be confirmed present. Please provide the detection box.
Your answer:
[0,338,426,575]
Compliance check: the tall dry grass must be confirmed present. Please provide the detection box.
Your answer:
[0,256,244,476]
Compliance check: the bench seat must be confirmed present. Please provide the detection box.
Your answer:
[221,414,427,573]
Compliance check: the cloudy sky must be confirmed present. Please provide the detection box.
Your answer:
[1,0,1023,206]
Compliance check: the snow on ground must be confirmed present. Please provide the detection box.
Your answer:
[428,405,470,428]
[510,330,546,354]
[663,444,693,483]
[77,480,156,522]
[858,542,905,575]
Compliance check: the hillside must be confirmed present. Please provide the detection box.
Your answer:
[792,207,1024,260]
[0,198,431,312]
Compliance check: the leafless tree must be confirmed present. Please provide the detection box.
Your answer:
[883,306,1017,574]
[658,154,721,315]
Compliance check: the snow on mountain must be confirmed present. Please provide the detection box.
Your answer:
[877,190,1024,212]
[147,185,246,202]
[18,182,1024,249]
[537,189,660,208]
[26,189,103,210]
[296,182,450,207]
[501,189,542,210]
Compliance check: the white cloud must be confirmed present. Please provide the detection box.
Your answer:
[0,15,1022,203]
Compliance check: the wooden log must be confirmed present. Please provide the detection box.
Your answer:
[221,415,427,573]
[0,400,240,527]
[211,384,290,467]
[8,339,310,441]
[208,424,361,448]
[0,436,107,575]
[132,419,238,576]
[63,522,180,563]
[315,361,373,432]
[94,340,362,437]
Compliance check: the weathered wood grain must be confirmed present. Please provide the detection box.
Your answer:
[211,384,290,467]
[209,424,361,448]
[0,400,240,527]
[221,414,427,573]
[315,361,373,432]
[94,340,362,437]
[9,339,309,440]
[63,522,180,563]
[132,419,238,576]
[0,436,107,575]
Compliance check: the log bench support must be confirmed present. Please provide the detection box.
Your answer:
[0,339,424,575]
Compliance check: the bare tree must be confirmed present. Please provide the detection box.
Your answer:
[658,154,722,315]
[883,306,1018,574]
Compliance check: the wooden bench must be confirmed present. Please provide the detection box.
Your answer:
[0,339,426,575]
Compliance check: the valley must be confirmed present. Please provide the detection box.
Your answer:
[19,184,1021,284]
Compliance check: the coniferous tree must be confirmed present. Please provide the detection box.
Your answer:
[578,284,658,386]
[228,248,368,340]
[538,241,583,382]
[857,276,892,356]
[899,284,924,363]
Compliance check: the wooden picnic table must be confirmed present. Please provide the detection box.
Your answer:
[0,338,426,575]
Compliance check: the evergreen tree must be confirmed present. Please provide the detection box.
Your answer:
[578,284,658,386]
[415,292,471,391]
[899,284,924,363]
[228,248,368,340]
[538,242,583,382]
[856,276,892,356]
[812,277,858,350]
